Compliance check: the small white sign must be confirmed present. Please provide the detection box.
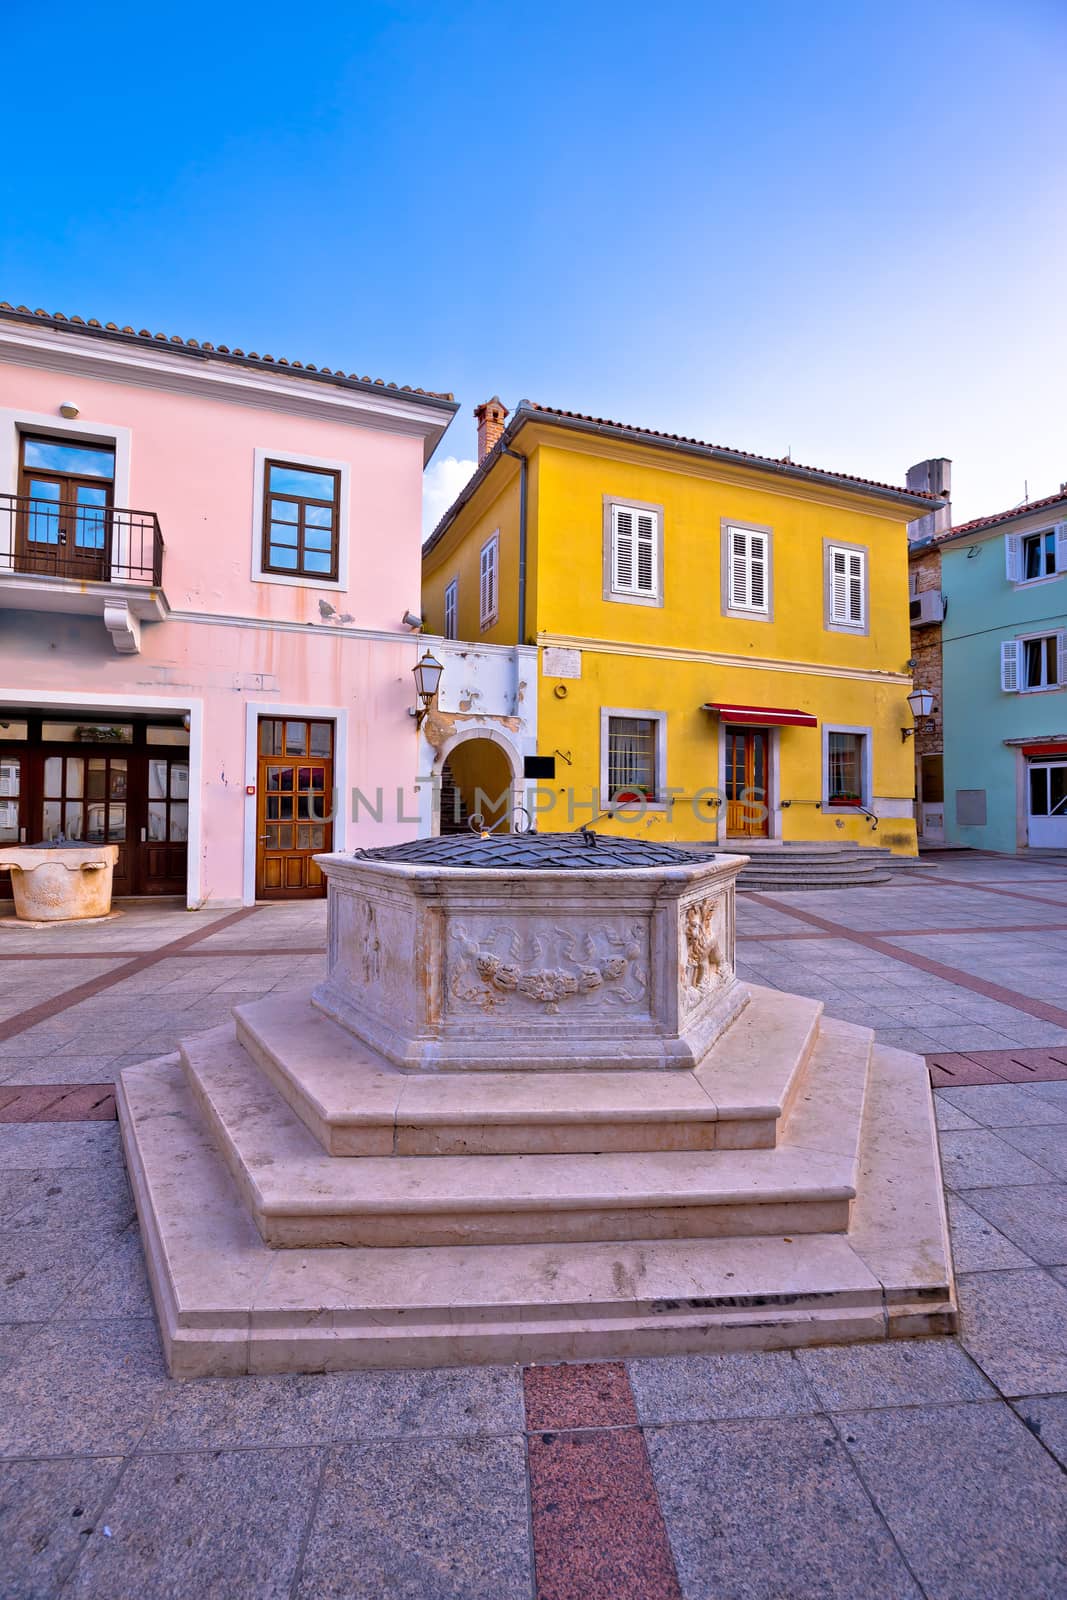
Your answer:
[542,647,582,680]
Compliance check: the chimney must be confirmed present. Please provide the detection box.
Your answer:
[474,396,508,463]
[905,457,952,542]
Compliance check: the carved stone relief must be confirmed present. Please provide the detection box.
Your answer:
[680,893,727,1014]
[447,919,648,1017]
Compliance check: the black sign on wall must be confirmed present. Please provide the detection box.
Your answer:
[523,755,556,779]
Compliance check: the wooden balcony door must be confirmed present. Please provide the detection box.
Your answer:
[18,436,114,582]
[725,727,770,837]
[256,718,334,899]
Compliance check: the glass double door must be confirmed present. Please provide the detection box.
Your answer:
[256,718,334,898]
[1028,761,1067,849]
[725,728,770,837]
[0,740,189,896]
[17,435,116,582]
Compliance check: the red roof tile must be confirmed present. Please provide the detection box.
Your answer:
[933,487,1067,543]
[0,302,455,404]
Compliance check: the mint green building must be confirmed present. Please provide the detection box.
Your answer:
[923,489,1067,853]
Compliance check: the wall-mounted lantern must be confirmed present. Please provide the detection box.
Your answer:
[901,686,936,742]
[411,650,444,729]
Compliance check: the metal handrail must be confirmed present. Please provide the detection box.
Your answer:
[0,493,164,586]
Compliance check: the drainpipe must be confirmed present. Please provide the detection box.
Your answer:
[501,446,528,644]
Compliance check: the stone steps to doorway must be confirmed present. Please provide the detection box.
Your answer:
[710,841,896,889]
[179,1002,870,1249]
[228,984,822,1156]
[117,1039,953,1376]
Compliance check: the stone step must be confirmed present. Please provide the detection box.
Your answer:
[116,1043,948,1378]
[740,873,892,891]
[179,1012,869,1250]
[232,983,822,1157]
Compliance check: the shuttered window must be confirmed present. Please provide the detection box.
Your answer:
[1008,524,1067,583]
[726,525,770,613]
[827,544,867,629]
[610,503,659,599]
[479,535,498,629]
[444,579,458,640]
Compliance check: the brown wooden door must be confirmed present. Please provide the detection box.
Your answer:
[17,471,111,582]
[725,728,770,837]
[256,718,334,898]
[139,752,190,893]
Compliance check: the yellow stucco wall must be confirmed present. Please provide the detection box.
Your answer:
[422,424,919,852]
[422,459,523,645]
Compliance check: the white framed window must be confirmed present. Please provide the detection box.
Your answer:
[1003,632,1067,692]
[444,578,458,640]
[600,707,667,807]
[479,532,499,629]
[824,541,868,632]
[1005,524,1067,584]
[821,724,872,811]
[722,520,772,617]
[603,498,662,606]
[251,447,349,590]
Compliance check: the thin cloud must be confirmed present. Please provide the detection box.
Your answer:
[423,455,477,540]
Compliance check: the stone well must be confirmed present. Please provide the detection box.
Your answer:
[313,834,748,1072]
[118,832,957,1377]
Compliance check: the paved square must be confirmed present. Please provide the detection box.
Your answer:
[1,853,1066,1597]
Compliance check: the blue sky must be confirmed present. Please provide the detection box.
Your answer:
[3,0,1064,530]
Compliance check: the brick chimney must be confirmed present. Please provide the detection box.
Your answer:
[905,457,953,543]
[474,396,508,463]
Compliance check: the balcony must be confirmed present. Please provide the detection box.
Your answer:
[0,494,168,640]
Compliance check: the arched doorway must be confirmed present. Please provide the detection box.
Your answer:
[435,731,520,836]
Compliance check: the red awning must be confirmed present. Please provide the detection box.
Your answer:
[702,702,818,728]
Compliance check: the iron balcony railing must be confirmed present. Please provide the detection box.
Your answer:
[1,493,164,586]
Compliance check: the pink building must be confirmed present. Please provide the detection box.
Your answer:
[0,303,457,906]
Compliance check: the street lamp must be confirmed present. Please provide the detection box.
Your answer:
[902,686,935,742]
[411,651,444,728]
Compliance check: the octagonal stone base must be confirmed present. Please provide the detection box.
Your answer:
[311,842,749,1072]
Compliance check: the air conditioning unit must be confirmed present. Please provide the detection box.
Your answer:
[909,589,945,626]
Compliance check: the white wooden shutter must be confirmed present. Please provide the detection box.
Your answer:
[1054,522,1067,575]
[635,512,657,595]
[1000,639,1021,692]
[612,506,634,591]
[444,581,457,640]
[829,546,865,625]
[479,539,497,626]
[1057,630,1067,686]
[1005,534,1023,582]
[728,528,768,612]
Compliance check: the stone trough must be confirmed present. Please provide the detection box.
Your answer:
[117,833,956,1376]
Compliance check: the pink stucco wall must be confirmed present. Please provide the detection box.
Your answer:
[0,346,441,904]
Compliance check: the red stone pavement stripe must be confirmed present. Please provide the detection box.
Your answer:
[0,944,325,961]
[0,905,262,1043]
[746,893,1067,1030]
[927,1047,1067,1086]
[523,1362,682,1600]
[0,1084,116,1121]
[740,923,1067,941]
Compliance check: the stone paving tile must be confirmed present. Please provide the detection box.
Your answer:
[333,1364,524,1439]
[524,1360,636,1431]
[4,1165,134,1235]
[0,1316,169,1458]
[938,1084,1067,1128]
[945,1193,1035,1272]
[938,1129,1057,1190]
[1025,1080,1067,1109]
[0,1321,38,1379]
[647,1416,921,1600]
[961,1183,1067,1266]
[1013,1394,1067,1472]
[0,1454,126,1600]
[528,1426,682,1600]
[934,1096,983,1132]
[60,1226,156,1320]
[0,1169,41,1224]
[835,1402,1067,1600]
[0,1231,114,1322]
[294,1437,531,1600]
[140,1373,344,1451]
[994,1124,1067,1180]
[958,1270,1067,1395]
[0,1122,120,1169]
[628,1350,820,1425]
[796,1339,995,1412]
[64,1447,320,1600]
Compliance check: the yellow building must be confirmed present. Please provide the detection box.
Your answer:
[421,400,940,853]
